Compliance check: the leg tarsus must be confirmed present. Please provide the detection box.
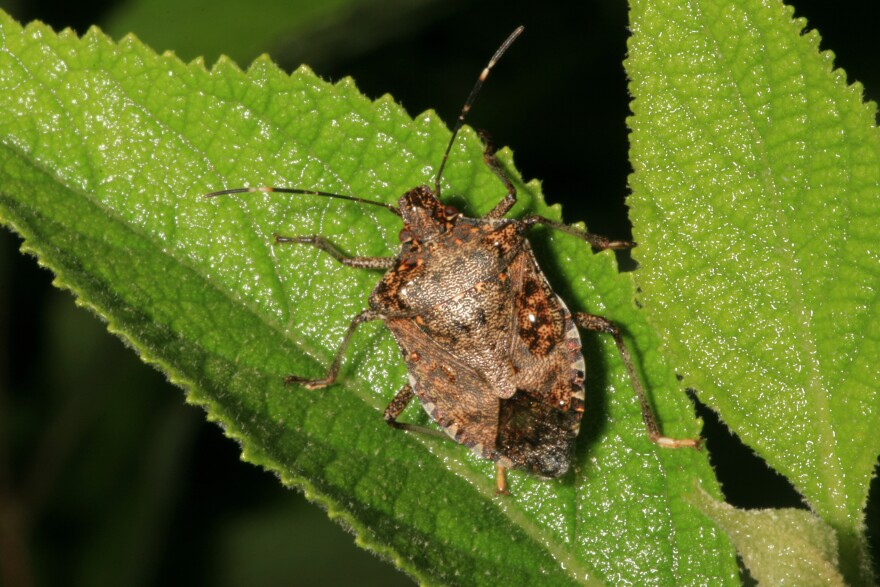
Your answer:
[655,435,702,449]
[274,234,396,269]
[573,312,701,449]
[495,464,509,495]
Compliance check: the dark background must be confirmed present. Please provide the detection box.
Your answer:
[1,0,878,585]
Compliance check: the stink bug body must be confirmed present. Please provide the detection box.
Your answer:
[208,26,699,493]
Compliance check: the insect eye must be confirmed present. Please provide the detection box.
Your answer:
[399,228,413,243]
[444,205,459,219]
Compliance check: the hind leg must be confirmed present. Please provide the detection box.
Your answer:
[383,384,447,439]
[573,312,701,448]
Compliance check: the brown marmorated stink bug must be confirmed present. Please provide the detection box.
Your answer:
[208,26,700,494]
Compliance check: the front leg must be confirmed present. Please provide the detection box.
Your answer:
[478,134,631,250]
[275,234,396,269]
[479,132,518,219]
[521,216,636,250]
[495,464,509,495]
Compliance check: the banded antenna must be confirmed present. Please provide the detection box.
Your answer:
[206,26,525,211]
[433,26,524,196]
[204,185,401,216]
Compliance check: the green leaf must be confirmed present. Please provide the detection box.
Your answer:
[103,0,443,68]
[626,0,880,584]
[0,12,737,585]
[690,488,847,587]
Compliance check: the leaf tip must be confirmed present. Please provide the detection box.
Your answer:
[294,63,315,77]
[212,53,245,74]
[249,52,274,68]
[187,54,207,69]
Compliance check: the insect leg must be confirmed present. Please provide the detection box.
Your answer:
[480,132,518,219]
[284,309,386,389]
[386,387,510,493]
[573,312,701,449]
[521,216,636,250]
[495,464,509,495]
[274,234,396,269]
[383,384,447,439]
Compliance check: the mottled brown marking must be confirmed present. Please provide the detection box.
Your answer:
[516,270,564,357]
[483,223,520,258]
